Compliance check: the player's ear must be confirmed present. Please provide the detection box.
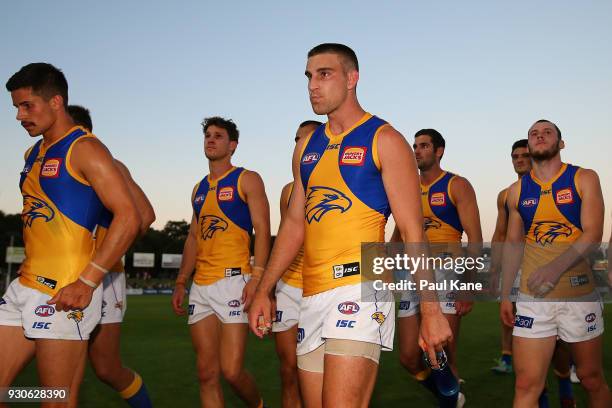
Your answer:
[559,140,565,150]
[230,140,238,156]
[49,94,64,112]
[347,69,359,91]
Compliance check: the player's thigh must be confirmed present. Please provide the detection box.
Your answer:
[219,323,248,373]
[512,335,557,384]
[190,314,221,373]
[88,323,122,369]
[0,325,35,385]
[35,338,88,386]
[322,352,378,408]
[275,325,298,365]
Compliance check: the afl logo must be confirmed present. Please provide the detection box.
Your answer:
[521,198,537,207]
[340,146,367,166]
[227,299,241,308]
[218,186,234,201]
[430,192,446,206]
[40,158,62,178]
[337,301,360,315]
[302,152,320,164]
[35,305,55,317]
[585,313,596,323]
[194,194,205,204]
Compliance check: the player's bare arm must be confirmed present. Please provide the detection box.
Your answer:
[489,188,509,292]
[450,176,483,315]
[377,124,452,365]
[48,137,140,311]
[500,181,524,327]
[248,137,308,337]
[114,159,156,235]
[172,211,198,316]
[527,169,604,295]
[240,170,271,311]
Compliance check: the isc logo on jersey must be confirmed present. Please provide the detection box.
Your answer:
[333,262,360,279]
[218,187,234,201]
[302,152,320,164]
[430,192,446,206]
[40,158,62,178]
[340,146,367,166]
[556,188,573,205]
[338,301,360,315]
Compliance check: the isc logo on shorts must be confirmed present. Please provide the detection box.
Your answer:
[302,152,320,164]
[333,262,360,279]
[340,147,367,166]
[218,187,234,201]
[555,188,573,205]
[338,301,360,315]
[40,158,62,178]
[336,319,356,328]
[521,198,538,207]
[35,305,55,317]
[32,322,52,330]
[430,192,446,206]
[514,315,534,329]
[229,310,241,317]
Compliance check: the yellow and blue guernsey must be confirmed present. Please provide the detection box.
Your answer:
[421,171,464,256]
[191,167,253,285]
[281,182,303,289]
[299,113,390,297]
[95,208,125,273]
[19,126,104,296]
[516,163,594,298]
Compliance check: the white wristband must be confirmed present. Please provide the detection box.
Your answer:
[90,261,109,274]
[79,275,98,288]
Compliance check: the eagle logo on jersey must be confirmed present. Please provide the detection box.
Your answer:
[305,186,352,224]
[423,217,442,231]
[533,221,572,246]
[200,215,229,240]
[22,195,55,227]
[371,312,386,325]
[67,310,84,323]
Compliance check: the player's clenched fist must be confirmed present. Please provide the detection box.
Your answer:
[248,290,272,338]
[172,283,187,316]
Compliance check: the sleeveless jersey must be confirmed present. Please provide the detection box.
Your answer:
[299,113,391,296]
[94,208,125,273]
[516,163,594,298]
[191,167,253,285]
[280,182,303,288]
[19,126,104,295]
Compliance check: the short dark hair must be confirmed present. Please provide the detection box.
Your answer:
[299,120,322,129]
[6,63,69,107]
[308,43,359,72]
[415,128,445,151]
[201,116,239,142]
[532,119,562,140]
[511,139,528,153]
[68,105,92,131]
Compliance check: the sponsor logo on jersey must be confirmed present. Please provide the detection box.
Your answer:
[302,152,320,164]
[227,299,241,308]
[430,192,446,206]
[337,301,360,315]
[570,275,589,287]
[22,195,55,227]
[200,215,228,240]
[224,268,242,277]
[218,186,234,201]
[371,312,386,325]
[333,262,360,279]
[336,319,356,328]
[533,221,572,245]
[36,276,57,290]
[40,158,62,178]
[521,198,538,207]
[35,305,55,317]
[555,188,574,205]
[585,313,596,323]
[305,186,352,223]
[514,315,534,329]
[340,146,367,166]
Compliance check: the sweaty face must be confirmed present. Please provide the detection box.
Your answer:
[305,53,353,116]
[511,147,531,176]
[11,87,56,137]
[413,135,440,171]
[204,125,236,161]
[528,122,562,161]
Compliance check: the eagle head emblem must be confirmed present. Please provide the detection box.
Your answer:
[423,217,442,231]
[67,310,84,323]
[533,221,572,246]
[22,195,55,227]
[371,312,386,325]
[305,186,352,224]
[200,215,228,240]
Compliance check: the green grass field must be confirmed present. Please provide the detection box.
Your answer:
[12,296,612,407]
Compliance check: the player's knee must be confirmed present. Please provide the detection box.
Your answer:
[399,350,421,375]
[576,367,604,392]
[91,359,121,384]
[515,373,543,394]
[220,364,243,385]
[197,364,220,385]
[279,359,298,383]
